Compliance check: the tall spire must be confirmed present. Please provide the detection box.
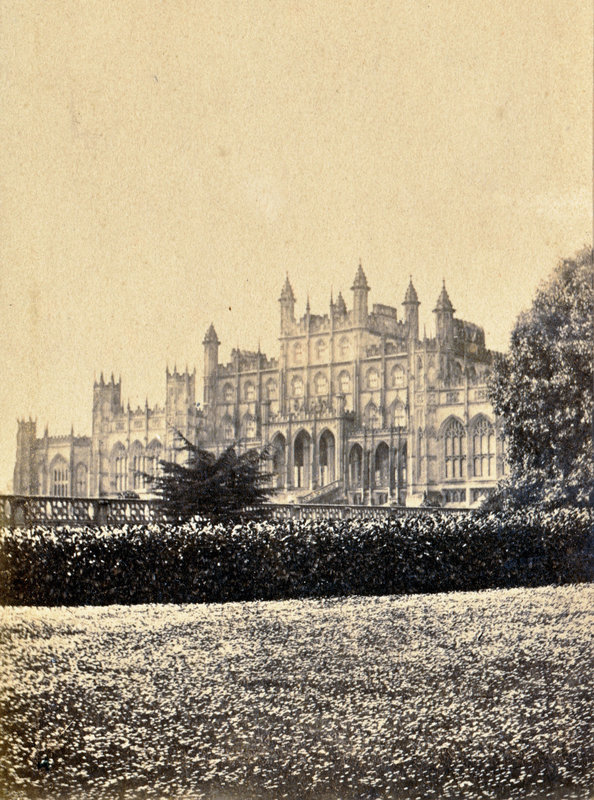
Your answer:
[279,273,295,303]
[351,260,370,291]
[433,280,455,313]
[351,260,370,326]
[203,323,220,345]
[403,275,419,305]
[279,273,296,333]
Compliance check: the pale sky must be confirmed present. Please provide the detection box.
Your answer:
[1,0,592,491]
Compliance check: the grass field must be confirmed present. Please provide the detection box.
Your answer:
[1,584,593,799]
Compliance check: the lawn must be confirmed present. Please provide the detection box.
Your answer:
[0,584,592,799]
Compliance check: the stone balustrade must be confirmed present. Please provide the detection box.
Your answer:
[0,495,165,527]
[0,495,464,528]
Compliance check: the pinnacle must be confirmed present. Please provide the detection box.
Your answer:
[433,281,455,313]
[279,274,296,303]
[351,261,370,291]
[403,277,419,305]
[203,323,220,345]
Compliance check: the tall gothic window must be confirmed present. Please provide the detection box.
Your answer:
[338,337,350,359]
[291,376,304,397]
[75,463,87,496]
[223,383,234,402]
[266,378,277,400]
[367,368,380,390]
[472,416,495,477]
[338,370,351,394]
[393,402,406,428]
[244,382,256,402]
[315,339,327,361]
[500,434,509,475]
[115,452,127,492]
[365,402,380,427]
[131,451,145,490]
[391,364,405,388]
[314,372,328,395]
[293,342,303,364]
[146,442,162,479]
[222,415,234,440]
[51,459,69,497]
[245,415,257,439]
[444,419,466,479]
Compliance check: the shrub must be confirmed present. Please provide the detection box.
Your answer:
[0,508,591,606]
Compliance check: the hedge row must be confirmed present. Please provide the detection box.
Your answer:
[0,508,592,606]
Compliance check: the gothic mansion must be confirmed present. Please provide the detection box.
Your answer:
[14,265,506,506]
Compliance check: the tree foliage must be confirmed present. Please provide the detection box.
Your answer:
[488,246,593,508]
[148,430,273,523]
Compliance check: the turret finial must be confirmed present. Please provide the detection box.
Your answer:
[351,261,370,291]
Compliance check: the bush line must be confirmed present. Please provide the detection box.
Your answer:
[0,508,592,606]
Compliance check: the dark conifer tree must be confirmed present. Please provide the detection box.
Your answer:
[147,430,273,523]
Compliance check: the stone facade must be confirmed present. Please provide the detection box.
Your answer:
[13,265,506,506]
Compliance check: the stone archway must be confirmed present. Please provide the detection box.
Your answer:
[394,441,407,503]
[293,430,312,489]
[374,442,389,488]
[271,433,286,490]
[348,444,363,488]
[318,429,335,487]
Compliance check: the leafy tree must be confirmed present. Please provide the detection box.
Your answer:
[488,246,593,508]
[147,430,273,523]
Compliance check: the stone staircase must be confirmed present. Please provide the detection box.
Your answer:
[298,480,344,505]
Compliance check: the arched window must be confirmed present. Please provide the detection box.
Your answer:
[315,339,327,362]
[444,419,466,479]
[50,457,69,497]
[223,383,234,403]
[291,375,304,397]
[293,342,303,364]
[365,402,380,427]
[114,449,127,493]
[367,368,380,390]
[146,441,162,480]
[391,364,405,388]
[393,402,406,428]
[75,463,87,496]
[243,414,257,439]
[500,435,508,475]
[349,444,363,488]
[338,337,350,359]
[265,378,277,400]
[244,382,256,402]
[221,415,234,440]
[472,416,495,477]
[130,449,146,490]
[314,372,328,395]
[338,370,351,394]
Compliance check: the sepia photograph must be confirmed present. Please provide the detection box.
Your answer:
[0,1,592,798]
